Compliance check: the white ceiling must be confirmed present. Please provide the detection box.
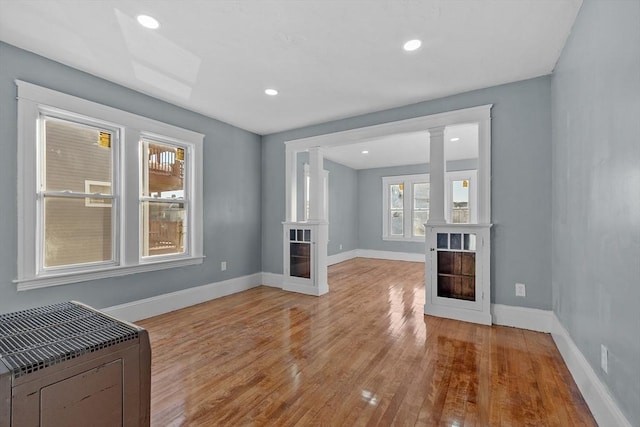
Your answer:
[0,0,582,137]
[323,123,479,170]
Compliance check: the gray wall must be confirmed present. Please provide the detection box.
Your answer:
[0,42,262,313]
[551,0,640,424]
[262,76,552,309]
[357,159,478,254]
[295,152,358,256]
[326,159,358,256]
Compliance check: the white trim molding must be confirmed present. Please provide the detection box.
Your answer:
[328,250,358,266]
[261,272,284,288]
[282,282,325,296]
[356,249,424,262]
[552,315,632,427]
[102,272,263,322]
[491,304,554,332]
[15,80,205,290]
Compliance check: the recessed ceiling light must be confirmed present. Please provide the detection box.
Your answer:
[450,137,460,142]
[403,39,422,52]
[361,150,369,154]
[137,15,160,29]
[265,88,278,96]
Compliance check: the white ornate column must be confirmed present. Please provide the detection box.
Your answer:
[282,146,328,296]
[307,147,325,221]
[426,126,447,225]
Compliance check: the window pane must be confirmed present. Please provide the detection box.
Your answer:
[413,182,430,209]
[413,211,429,236]
[390,184,403,209]
[452,180,470,223]
[43,196,113,267]
[142,201,186,257]
[391,210,403,235]
[142,140,185,198]
[44,119,112,193]
[413,182,429,237]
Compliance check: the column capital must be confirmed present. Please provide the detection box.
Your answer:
[308,146,324,155]
[428,126,446,137]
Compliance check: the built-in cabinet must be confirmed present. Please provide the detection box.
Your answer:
[424,224,492,325]
[282,222,328,296]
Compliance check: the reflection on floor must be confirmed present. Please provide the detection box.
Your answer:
[138,258,596,426]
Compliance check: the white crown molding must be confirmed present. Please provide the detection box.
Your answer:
[551,315,632,427]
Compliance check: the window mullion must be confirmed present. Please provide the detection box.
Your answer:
[121,130,141,266]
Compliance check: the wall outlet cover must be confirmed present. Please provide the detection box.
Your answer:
[515,283,526,297]
[221,261,227,271]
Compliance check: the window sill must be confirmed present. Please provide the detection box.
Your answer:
[15,256,204,291]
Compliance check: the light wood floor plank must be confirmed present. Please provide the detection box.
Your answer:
[138,258,596,426]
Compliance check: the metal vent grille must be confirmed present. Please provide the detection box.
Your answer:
[0,302,139,378]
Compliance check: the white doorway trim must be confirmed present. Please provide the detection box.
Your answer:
[283,104,493,295]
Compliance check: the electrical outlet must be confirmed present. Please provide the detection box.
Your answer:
[221,261,227,271]
[339,244,343,250]
[515,283,526,297]
[601,344,608,374]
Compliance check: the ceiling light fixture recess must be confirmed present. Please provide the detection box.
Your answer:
[450,137,460,142]
[403,39,422,52]
[137,15,160,29]
[265,88,278,96]
[361,150,369,154]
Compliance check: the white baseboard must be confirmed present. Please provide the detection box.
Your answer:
[261,272,283,288]
[282,281,326,296]
[552,315,632,427]
[355,249,425,263]
[327,249,357,265]
[425,304,492,325]
[491,303,554,332]
[102,272,262,322]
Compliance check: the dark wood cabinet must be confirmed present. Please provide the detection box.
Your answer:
[437,251,476,301]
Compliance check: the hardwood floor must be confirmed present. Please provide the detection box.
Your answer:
[138,258,596,426]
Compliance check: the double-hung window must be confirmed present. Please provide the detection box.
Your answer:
[382,174,430,241]
[16,81,204,290]
[140,138,189,257]
[40,115,119,270]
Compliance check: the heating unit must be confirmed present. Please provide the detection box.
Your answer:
[0,301,150,426]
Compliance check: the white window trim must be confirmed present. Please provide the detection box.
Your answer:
[15,80,204,291]
[382,173,430,242]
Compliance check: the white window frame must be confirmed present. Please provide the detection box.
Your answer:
[15,80,204,291]
[382,173,430,242]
